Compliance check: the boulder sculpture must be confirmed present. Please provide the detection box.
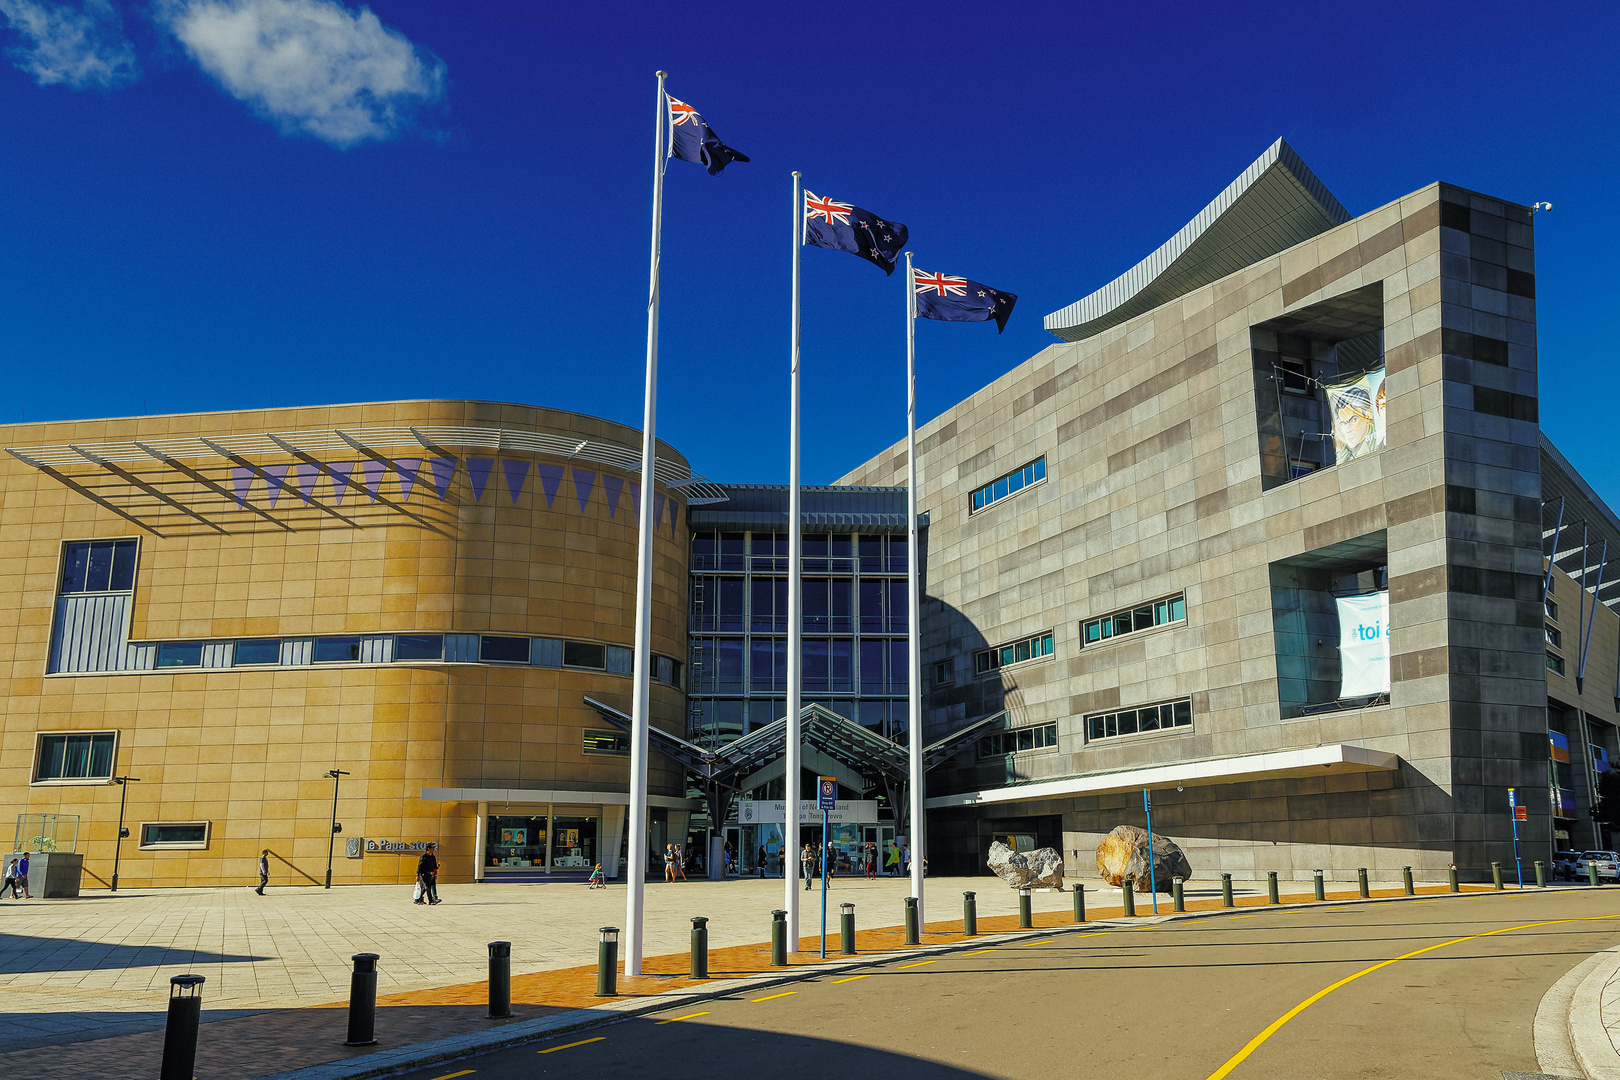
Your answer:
[987,841,1065,889]
[1094,825,1191,893]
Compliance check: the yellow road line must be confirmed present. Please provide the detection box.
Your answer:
[1020,941,1054,946]
[429,1072,475,1080]
[832,974,870,983]
[899,960,936,968]
[655,1011,710,1025]
[751,991,796,1002]
[1203,912,1620,1080]
[963,949,996,955]
[538,1037,604,1054]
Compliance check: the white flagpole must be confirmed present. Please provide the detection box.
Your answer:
[904,251,925,924]
[625,69,667,978]
[785,170,804,950]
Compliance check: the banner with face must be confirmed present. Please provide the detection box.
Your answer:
[1325,368,1386,464]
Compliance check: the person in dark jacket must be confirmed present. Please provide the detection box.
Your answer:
[416,849,441,905]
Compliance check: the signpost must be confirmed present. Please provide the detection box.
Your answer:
[1509,787,1524,889]
[1143,788,1158,914]
[818,777,837,957]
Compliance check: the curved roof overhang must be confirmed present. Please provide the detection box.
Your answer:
[1044,138,1350,343]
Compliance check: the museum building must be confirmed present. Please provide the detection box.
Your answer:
[5,139,1619,888]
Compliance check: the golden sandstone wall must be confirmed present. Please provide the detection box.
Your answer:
[0,400,689,887]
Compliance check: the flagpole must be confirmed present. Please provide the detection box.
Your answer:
[905,250,924,924]
[625,69,667,978]
[785,170,804,950]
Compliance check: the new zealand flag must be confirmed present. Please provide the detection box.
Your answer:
[913,270,1017,333]
[803,190,908,275]
[667,95,749,175]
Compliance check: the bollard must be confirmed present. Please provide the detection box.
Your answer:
[1535,861,1546,889]
[1492,862,1504,890]
[1221,873,1233,908]
[1172,877,1185,913]
[487,941,512,1019]
[1122,879,1136,917]
[964,891,978,936]
[904,897,920,945]
[1018,887,1033,929]
[596,927,618,996]
[770,910,787,966]
[1073,883,1086,923]
[159,975,206,1080]
[344,953,379,1045]
[1449,865,1459,893]
[1314,870,1325,902]
[690,917,709,979]
[1358,867,1370,898]
[1590,862,1601,888]
[840,903,856,955]
[1402,866,1414,896]
[1267,871,1280,905]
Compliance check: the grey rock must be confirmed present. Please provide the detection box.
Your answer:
[987,841,1065,889]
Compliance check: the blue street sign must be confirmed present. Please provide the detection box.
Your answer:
[1508,787,1517,808]
[818,777,837,811]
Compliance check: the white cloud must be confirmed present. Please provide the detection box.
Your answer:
[0,0,138,88]
[161,0,444,147]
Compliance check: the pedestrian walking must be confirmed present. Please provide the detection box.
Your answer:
[864,843,876,879]
[886,842,900,877]
[800,843,815,891]
[825,841,837,880]
[674,844,688,881]
[2,858,20,898]
[16,853,30,898]
[664,844,677,883]
[756,844,767,879]
[901,844,911,877]
[416,848,440,905]
[255,850,269,896]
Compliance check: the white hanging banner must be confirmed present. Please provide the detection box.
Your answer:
[1337,592,1390,697]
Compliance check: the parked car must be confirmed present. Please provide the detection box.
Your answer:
[1555,850,1583,880]
[1576,851,1620,881]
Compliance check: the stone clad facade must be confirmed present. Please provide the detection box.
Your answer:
[840,180,1597,881]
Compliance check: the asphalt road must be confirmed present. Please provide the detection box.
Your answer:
[398,889,1620,1080]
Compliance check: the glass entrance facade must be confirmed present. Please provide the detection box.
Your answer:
[487,814,547,868]
[552,816,597,868]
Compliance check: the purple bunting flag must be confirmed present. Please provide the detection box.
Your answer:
[602,473,624,518]
[230,466,255,508]
[536,463,565,508]
[394,458,423,501]
[264,464,291,509]
[427,456,456,499]
[626,481,640,520]
[669,499,680,534]
[502,459,530,504]
[572,469,596,513]
[330,461,358,505]
[466,457,494,502]
[358,459,385,501]
[294,462,320,505]
[653,492,665,531]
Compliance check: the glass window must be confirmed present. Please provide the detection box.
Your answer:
[35,732,117,781]
[829,638,853,692]
[1086,699,1193,742]
[859,535,884,572]
[140,823,208,848]
[156,642,204,668]
[313,637,361,663]
[1548,651,1566,676]
[395,635,443,661]
[562,640,604,668]
[932,659,954,687]
[751,638,786,693]
[234,639,281,665]
[488,814,548,867]
[1546,598,1558,620]
[888,639,908,692]
[970,458,1047,514]
[1139,705,1160,732]
[60,539,138,593]
[752,578,788,633]
[719,532,745,570]
[691,530,717,570]
[582,730,631,755]
[1546,625,1562,649]
[829,579,852,633]
[1173,700,1192,726]
[1089,715,1105,740]
[1082,593,1187,647]
[974,631,1054,676]
[750,532,787,571]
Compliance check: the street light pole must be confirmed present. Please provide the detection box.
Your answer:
[109,775,140,893]
[325,769,350,889]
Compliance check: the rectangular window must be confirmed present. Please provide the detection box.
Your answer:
[34,732,117,781]
[974,631,1054,676]
[1083,698,1193,743]
[932,659,954,687]
[1289,459,1317,479]
[394,635,444,661]
[751,637,787,693]
[155,642,204,668]
[1279,356,1312,395]
[582,730,631,756]
[970,457,1046,514]
[1546,625,1562,650]
[751,577,788,633]
[561,640,604,669]
[654,654,683,688]
[690,637,745,693]
[1081,593,1186,647]
[233,639,281,665]
[139,822,209,849]
[692,575,745,633]
[1546,597,1559,621]
[60,539,138,594]
[750,532,787,572]
[1548,651,1566,676]
[313,636,362,663]
[977,723,1059,759]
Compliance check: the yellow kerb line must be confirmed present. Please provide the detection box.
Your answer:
[1203,912,1620,1080]
[538,1037,605,1054]
[1021,941,1054,947]
[751,991,797,1002]
[899,960,936,968]
[832,974,870,983]
[963,949,996,955]
[429,1072,475,1080]
[655,1011,710,1025]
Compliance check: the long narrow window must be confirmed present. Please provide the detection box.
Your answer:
[977,723,1058,759]
[974,631,1054,676]
[1085,699,1193,742]
[35,732,117,781]
[970,457,1046,514]
[1082,593,1186,646]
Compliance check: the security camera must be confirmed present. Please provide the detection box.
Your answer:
[332,823,343,834]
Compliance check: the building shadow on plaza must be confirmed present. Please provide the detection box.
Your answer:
[0,931,266,974]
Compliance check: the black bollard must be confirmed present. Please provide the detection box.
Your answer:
[1314,870,1325,902]
[1267,871,1280,905]
[1122,879,1136,917]
[1493,862,1504,890]
[770,910,787,966]
[1172,877,1184,912]
[1449,865,1460,892]
[904,896,920,945]
[159,975,205,1080]
[1402,866,1414,895]
[690,917,709,979]
[1073,883,1086,923]
[963,891,978,936]
[840,903,856,955]
[1221,873,1233,908]
[596,927,618,996]
[1018,887,1033,929]
[1535,861,1546,888]
[1358,867,1370,898]
[487,941,512,1019]
[344,953,379,1046]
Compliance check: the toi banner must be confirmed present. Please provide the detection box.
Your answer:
[1337,592,1390,697]
[1325,368,1387,464]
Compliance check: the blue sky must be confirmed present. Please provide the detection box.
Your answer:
[1,1,1616,490]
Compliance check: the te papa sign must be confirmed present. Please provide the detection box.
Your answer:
[352,839,439,857]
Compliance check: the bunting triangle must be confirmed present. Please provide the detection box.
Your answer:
[653,491,665,531]
[230,466,255,508]
[573,469,597,513]
[395,458,423,501]
[264,464,291,509]
[359,459,385,502]
[602,474,624,518]
[427,456,456,499]
[536,463,565,507]
[626,481,640,519]
[669,499,680,534]
[294,462,320,505]
[467,458,494,502]
[502,460,530,504]
[330,462,357,505]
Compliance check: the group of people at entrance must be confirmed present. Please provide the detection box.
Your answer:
[795,841,910,888]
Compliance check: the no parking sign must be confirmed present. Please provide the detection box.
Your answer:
[818,777,837,811]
